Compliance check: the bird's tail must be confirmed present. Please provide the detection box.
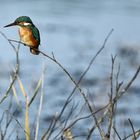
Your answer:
[30,48,40,55]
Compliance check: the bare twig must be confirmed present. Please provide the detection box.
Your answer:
[122,129,140,140]
[113,127,122,140]
[41,113,59,140]
[0,32,16,52]
[113,65,140,103]
[0,31,20,104]
[128,118,136,140]
[106,55,117,138]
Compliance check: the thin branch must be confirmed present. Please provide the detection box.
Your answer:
[113,127,122,140]
[0,32,16,52]
[113,65,140,103]
[77,28,114,86]
[0,31,20,104]
[122,129,140,140]
[128,118,136,140]
[107,55,117,138]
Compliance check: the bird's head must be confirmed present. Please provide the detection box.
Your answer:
[4,16,33,27]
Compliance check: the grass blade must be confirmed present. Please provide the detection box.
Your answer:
[25,97,30,140]
[17,76,27,97]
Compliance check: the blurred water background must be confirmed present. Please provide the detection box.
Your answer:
[0,0,140,139]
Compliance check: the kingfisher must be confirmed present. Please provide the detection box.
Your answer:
[4,16,40,55]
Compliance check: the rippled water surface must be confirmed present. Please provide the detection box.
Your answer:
[0,0,140,139]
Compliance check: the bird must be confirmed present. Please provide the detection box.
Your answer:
[4,16,40,55]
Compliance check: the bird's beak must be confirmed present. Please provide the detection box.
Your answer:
[4,22,17,28]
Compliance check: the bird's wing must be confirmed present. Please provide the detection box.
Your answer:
[31,26,40,43]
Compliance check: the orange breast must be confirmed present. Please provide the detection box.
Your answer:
[19,27,39,48]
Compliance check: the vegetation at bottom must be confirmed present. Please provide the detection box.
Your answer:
[0,29,140,140]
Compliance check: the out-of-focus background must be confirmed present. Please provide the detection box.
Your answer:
[0,0,140,139]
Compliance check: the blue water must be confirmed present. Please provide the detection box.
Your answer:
[0,0,140,139]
